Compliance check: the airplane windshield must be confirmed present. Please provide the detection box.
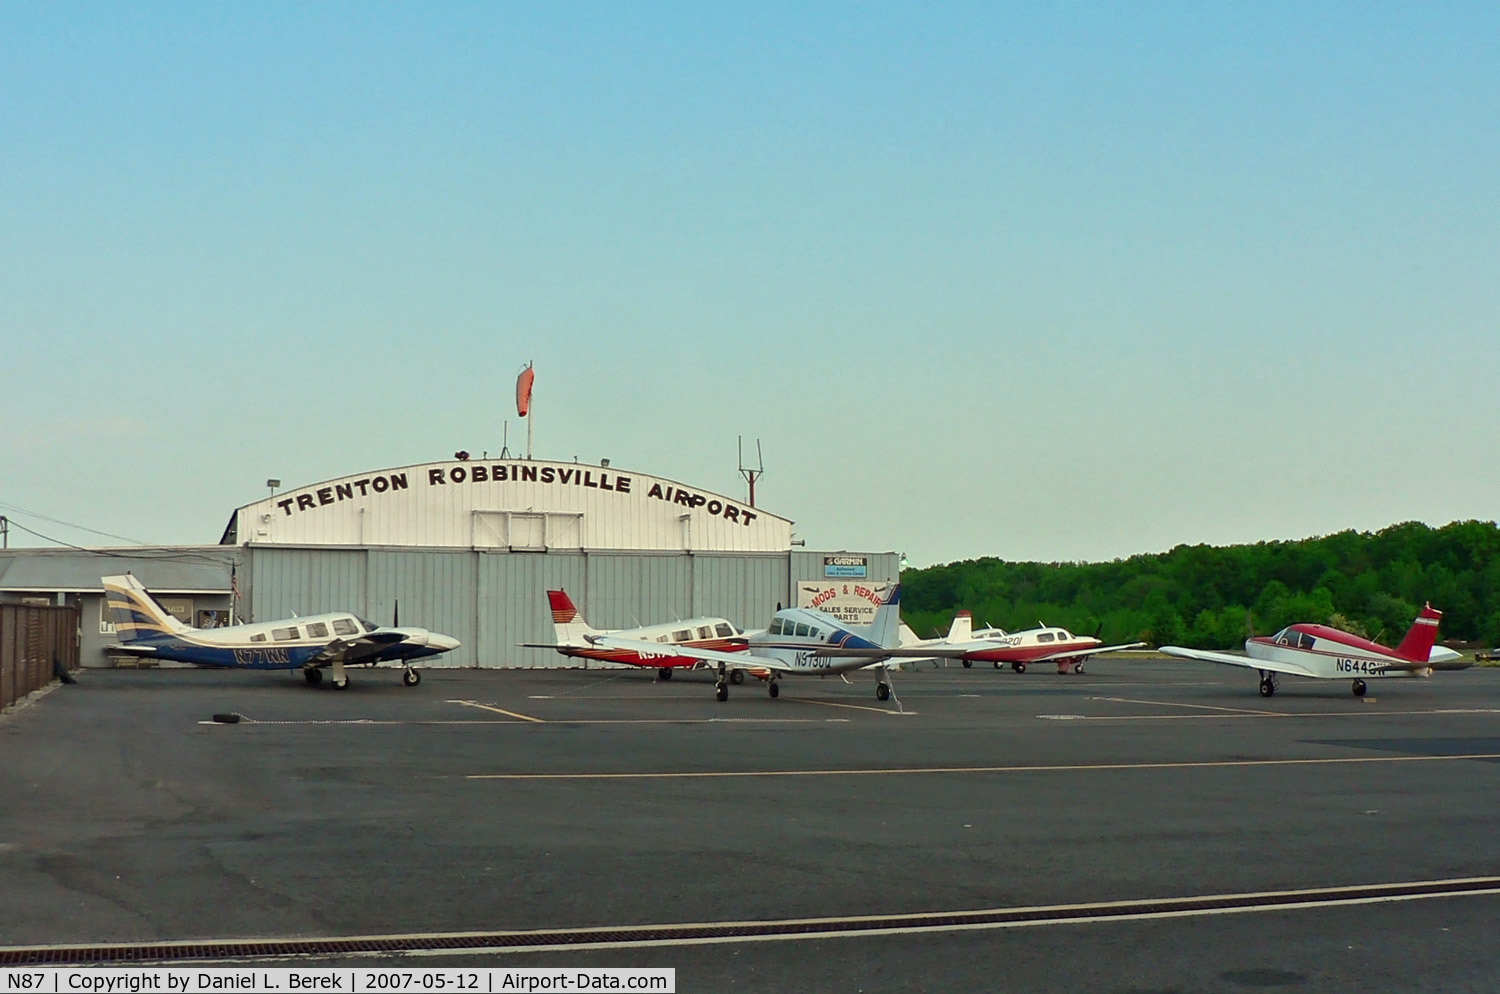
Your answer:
[356,617,379,633]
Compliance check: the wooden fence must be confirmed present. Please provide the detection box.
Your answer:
[1,604,80,710]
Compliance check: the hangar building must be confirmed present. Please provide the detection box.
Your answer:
[0,457,898,668]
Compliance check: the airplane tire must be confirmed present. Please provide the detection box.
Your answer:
[304,668,323,687]
[730,670,745,685]
[402,669,421,687]
[333,677,348,690]
[1074,663,1085,675]
[658,667,673,681]
[769,681,779,698]
[715,682,729,702]
[993,661,1002,669]
[876,683,890,701]
[1352,679,1367,697]
[1014,663,1026,674]
[962,659,972,669]
[1259,679,1275,697]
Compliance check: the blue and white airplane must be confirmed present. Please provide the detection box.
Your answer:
[104,573,460,689]
[593,584,905,701]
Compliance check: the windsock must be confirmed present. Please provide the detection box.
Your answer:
[517,363,535,417]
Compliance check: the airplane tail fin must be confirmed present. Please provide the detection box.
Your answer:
[103,574,191,642]
[547,589,600,644]
[947,611,973,642]
[855,584,903,648]
[1394,603,1444,662]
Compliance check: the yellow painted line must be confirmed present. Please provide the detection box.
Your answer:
[1093,696,1281,716]
[450,699,546,723]
[467,752,1500,780]
[786,695,912,710]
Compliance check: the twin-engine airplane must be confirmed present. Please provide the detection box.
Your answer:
[591,585,906,701]
[859,610,1144,674]
[103,573,460,689]
[1161,604,1469,697]
[520,590,749,677]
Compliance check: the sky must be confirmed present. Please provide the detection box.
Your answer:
[2,2,1497,568]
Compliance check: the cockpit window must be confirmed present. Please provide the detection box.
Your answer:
[1274,628,1291,645]
[770,619,784,635]
[672,629,691,642]
[715,623,734,638]
[697,626,713,640]
[1036,632,1055,643]
[794,623,811,637]
[356,617,379,633]
[332,618,358,636]
[306,622,329,638]
[1056,630,1070,640]
[808,627,820,639]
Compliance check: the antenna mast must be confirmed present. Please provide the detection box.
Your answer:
[738,436,765,507]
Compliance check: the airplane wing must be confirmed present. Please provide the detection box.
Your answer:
[590,635,799,674]
[307,632,416,667]
[1030,642,1147,662]
[1160,646,1318,678]
[813,645,972,659]
[589,635,892,676]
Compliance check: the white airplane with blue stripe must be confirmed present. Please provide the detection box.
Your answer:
[104,573,460,689]
[593,585,905,701]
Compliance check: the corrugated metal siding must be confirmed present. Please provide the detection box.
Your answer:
[368,550,477,668]
[691,554,791,631]
[248,548,368,621]
[480,551,589,668]
[585,554,694,630]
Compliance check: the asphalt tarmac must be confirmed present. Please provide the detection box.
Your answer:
[3,659,1500,992]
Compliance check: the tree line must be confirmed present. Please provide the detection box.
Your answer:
[899,520,1500,649]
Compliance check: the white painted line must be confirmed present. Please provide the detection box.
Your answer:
[466,752,1500,780]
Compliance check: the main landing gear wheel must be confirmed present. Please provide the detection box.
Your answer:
[730,669,745,685]
[1259,678,1276,697]
[715,681,729,702]
[876,682,891,702]
[1352,679,1367,697]
[658,667,673,681]
[769,681,780,698]
[962,659,972,668]
[304,668,323,687]
[402,668,420,686]
[1013,662,1026,674]
[1074,662,1085,675]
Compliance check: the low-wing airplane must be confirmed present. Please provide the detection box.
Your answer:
[103,573,460,689]
[1160,603,1469,697]
[518,589,749,677]
[856,611,1143,673]
[592,585,906,701]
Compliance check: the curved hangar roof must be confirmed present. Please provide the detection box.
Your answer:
[222,459,793,552]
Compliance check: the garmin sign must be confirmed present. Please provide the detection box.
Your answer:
[823,555,868,578]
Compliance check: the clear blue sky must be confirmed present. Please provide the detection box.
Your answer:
[3,2,1496,567]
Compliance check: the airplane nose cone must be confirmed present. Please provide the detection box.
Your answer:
[430,633,462,652]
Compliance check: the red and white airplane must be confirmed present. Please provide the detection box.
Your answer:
[883,611,1144,673]
[1161,604,1470,697]
[519,590,749,678]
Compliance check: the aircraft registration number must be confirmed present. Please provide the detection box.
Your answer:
[232,647,292,665]
[1334,658,1386,674]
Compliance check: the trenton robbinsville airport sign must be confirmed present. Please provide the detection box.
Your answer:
[227,459,794,553]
